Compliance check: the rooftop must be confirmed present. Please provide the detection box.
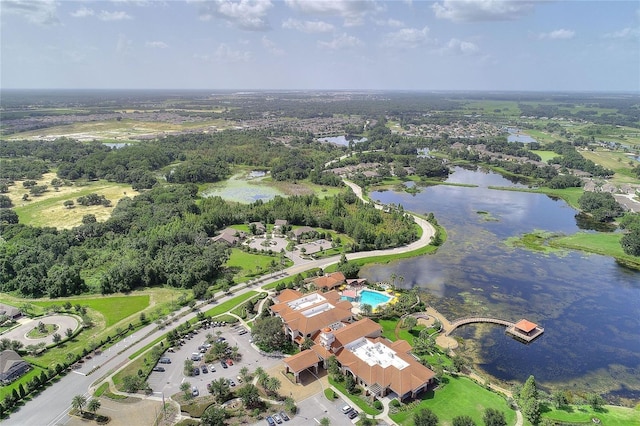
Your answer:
[345,337,409,370]
[287,293,326,311]
[514,319,538,333]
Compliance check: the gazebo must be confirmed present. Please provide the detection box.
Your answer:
[506,319,544,342]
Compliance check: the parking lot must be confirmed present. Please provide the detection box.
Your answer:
[146,322,282,400]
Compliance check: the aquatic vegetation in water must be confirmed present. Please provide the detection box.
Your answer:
[504,230,568,255]
[476,210,500,221]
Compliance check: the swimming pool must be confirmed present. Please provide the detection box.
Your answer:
[359,290,392,309]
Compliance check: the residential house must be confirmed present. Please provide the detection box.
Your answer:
[211,228,246,246]
[0,304,21,320]
[249,222,266,235]
[0,350,30,385]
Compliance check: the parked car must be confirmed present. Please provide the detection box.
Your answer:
[192,386,199,397]
[266,416,276,426]
[158,357,171,364]
[279,411,290,421]
[221,361,228,369]
[348,410,359,419]
[236,375,243,383]
[201,365,208,373]
[273,413,283,424]
[193,368,200,376]
[227,379,236,387]
[341,404,352,414]
[209,364,216,372]
[226,359,234,366]
[152,366,165,372]
[216,337,226,342]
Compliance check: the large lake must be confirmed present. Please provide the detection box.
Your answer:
[362,167,640,401]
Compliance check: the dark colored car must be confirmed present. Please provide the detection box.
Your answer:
[201,365,208,373]
[193,367,200,376]
[266,416,276,426]
[348,410,358,419]
[152,366,165,372]
[221,361,228,369]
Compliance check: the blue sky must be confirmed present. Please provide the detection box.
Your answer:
[1,0,639,91]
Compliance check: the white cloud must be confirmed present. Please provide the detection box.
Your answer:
[215,43,251,62]
[262,36,284,56]
[70,7,95,18]
[374,18,405,28]
[282,18,334,33]
[1,0,60,26]
[603,27,640,40]
[99,10,133,21]
[438,38,479,55]
[285,0,380,26]
[146,41,169,49]
[538,29,575,40]
[382,27,431,49]
[432,0,536,22]
[317,33,363,50]
[195,0,273,31]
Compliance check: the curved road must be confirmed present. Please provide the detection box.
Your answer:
[5,180,435,426]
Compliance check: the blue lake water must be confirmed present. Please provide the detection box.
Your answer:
[362,168,640,400]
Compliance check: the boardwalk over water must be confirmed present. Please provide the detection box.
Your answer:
[414,308,544,344]
[445,317,514,336]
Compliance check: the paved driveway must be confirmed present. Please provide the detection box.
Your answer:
[1,315,80,346]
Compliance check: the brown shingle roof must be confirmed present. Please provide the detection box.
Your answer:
[335,337,435,397]
[284,350,320,373]
[275,289,303,304]
[312,272,346,289]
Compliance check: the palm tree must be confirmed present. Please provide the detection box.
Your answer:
[180,381,191,397]
[87,398,101,415]
[266,377,281,395]
[71,394,87,414]
[239,366,251,383]
[210,378,231,403]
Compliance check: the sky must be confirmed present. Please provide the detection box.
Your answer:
[1,0,639,92]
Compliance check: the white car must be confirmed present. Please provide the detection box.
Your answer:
[341,404,352,413]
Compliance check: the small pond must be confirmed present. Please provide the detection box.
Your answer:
[506,127,536,143]
[200,174,284,203]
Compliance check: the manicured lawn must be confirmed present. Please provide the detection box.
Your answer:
[329,377,381,416]
[203,291,259,318]
[225,249,291,282]
[542,404,640,426]
[530,150,558,163]
[551,232,640,269]
[0,366,44,400]
[390,375,516,426]
[31,295,150,327]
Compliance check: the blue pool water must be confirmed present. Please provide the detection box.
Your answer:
[359,290,392,309]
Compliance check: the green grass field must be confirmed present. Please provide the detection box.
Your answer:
[31,295,150,327]
[551,232,640,269]
[542,404,640,426]
[225,248,292,282]
[530,150,558,163]
[390,375,517,426]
